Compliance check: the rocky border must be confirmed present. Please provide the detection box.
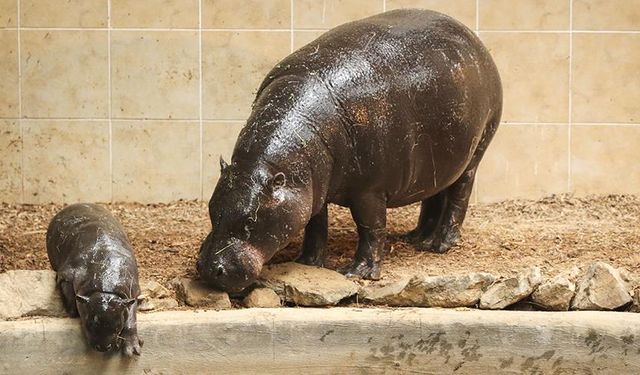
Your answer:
[1,261,638,320]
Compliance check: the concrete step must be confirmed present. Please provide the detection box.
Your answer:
[1,308,639,374]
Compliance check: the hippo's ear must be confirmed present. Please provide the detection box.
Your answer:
[122,298,136,307]
[76,295,90,304]
[219,156,229,173]
[270,172,286,188]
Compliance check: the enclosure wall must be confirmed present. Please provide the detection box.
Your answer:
[1,0,639,204]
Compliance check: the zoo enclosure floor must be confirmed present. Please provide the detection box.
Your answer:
[1,195,639,286]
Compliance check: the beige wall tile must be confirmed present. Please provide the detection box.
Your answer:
[0,120,21,203]
[572,126,640,195]
[293,0,383,29]
[293,30,325,50]
[22,120,110,204]
[202,122,244,199]
[572,34,640,124]
[202,31,290,120]
[477,124,569,202]
[111,31,199,119]
[0,31,18,118]
[21,0,107,28]
[21,31,108,118]
[112,0,198,28]
[0,0,16,27]
[574,0,640,31]
[481,32,569,123]
[112,121,200,203]
[479,0,569,30]
[204,0,290,29]
[387,0,476,29]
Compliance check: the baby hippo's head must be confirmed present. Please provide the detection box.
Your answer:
[75,292,135,352]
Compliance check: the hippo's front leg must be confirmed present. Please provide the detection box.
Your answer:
[57,277,79,317]
[339,193,386,280]
[296,204,328,267]
[121,302,143,356]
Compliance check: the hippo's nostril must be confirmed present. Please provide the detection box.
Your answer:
[216,265,225,277]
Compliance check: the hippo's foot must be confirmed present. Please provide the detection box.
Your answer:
[414,228,460,254]
[295,253,325,267]
[121,333,143,357]
[402,228,422,243]
[339,260,381,280]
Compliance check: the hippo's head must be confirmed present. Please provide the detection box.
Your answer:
[197,157,312,292]
[76,292,135,352]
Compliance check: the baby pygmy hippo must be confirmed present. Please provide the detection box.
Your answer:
[46,203,143,356]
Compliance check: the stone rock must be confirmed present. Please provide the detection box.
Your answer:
[531,274,576,311]
[138,279,179,311]
[140,279,172,299]
[359,278,410,304]
[480,267,543,310]
[259,262,358,306]
[571,262,632,311]
[360,273,495,307]
[172,278,231,309]
[243,288,281,308]
[0,270,66,320]
[139,297,179,312]
[629,289,640,313]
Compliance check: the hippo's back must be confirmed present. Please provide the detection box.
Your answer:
[253,9,502,206]
[46,203,130,271]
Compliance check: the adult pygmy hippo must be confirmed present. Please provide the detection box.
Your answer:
[198,9,502,292]
[47,203,143,356]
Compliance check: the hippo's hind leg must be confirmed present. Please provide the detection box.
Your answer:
[416,114,500,253]
[296,204,328,267]
[339,193,386,280]
[417,168,476,253]
[403,192,447,244]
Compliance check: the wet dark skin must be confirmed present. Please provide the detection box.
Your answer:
[198,9,502,292]
[47,203,143,356]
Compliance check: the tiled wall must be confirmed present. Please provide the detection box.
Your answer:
[0,0,639,204]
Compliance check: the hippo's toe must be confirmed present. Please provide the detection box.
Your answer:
[339,260,381,280]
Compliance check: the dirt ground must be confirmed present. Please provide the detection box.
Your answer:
[1,195,639,285]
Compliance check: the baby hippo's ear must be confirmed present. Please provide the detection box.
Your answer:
[271,172,286,188]
[76,295,90,304]
[219,156,229,173]
[122,298,137,307]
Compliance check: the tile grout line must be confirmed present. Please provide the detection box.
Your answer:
[108,0,113,203]
[474,0,479,203]
[17,0,23,204]
[290,0,294,53]
[5,118,640,126]
[476,0,480,34]
[199,0,204,201]
[3,27,640,34]
[567,0,573,194]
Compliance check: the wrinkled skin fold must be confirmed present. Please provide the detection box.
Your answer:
[47,203,143,356]
[198,9,503,291]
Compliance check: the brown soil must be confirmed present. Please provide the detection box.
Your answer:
[1,195,639,286]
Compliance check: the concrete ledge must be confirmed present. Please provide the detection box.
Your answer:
[2,308,639,374]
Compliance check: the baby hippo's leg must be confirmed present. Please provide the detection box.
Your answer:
[339,193,386,280]
[296,204,328,267]
[58,279,79,317]
[121,302,143,356]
